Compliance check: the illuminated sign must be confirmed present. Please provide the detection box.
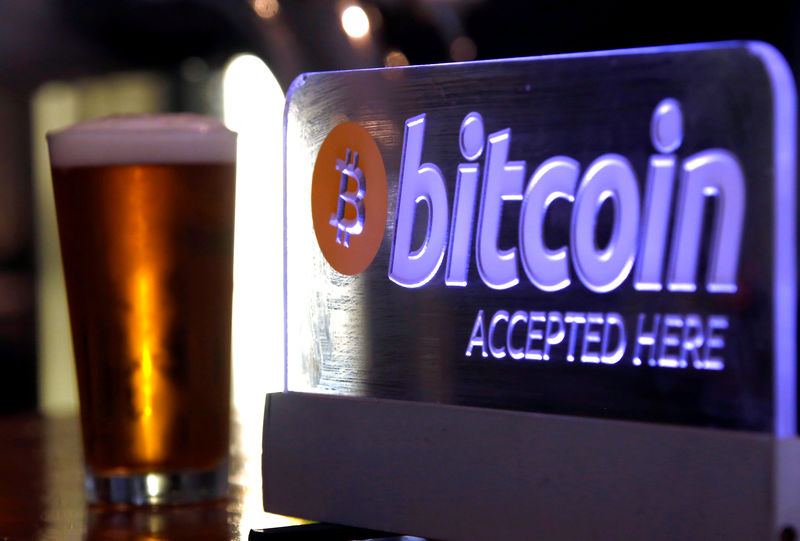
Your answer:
[310,122,387,275]
[389,102,743,294]
[286,42,796,434]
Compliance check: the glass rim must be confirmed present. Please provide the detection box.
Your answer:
[47,113,237,168]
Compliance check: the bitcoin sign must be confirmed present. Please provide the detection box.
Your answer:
[310,122,387,275]
[284,42,796,434]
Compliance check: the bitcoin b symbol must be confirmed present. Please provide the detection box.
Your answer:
[311,122,387,275]
[329,148,366,247]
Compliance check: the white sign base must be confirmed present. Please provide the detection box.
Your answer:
[262,391,800,540]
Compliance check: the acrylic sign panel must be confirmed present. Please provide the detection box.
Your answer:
[284,42,796,434]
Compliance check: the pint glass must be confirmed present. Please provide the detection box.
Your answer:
[47,115,237,505]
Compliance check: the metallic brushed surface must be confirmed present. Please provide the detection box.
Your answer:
[284,42,796,433]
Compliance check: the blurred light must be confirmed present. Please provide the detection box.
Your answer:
[384,50,410,67]
[450,36,478,62]
[145,474,162,497]
[342,5,370,38]
[223,53,290,537]
[223,53,285,404]
[252,0,279,19]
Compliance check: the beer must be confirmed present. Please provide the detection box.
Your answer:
[47,115,236,503]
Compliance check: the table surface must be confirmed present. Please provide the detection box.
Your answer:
[0,411,301,540]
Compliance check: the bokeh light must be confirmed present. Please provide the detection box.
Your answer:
[252,0,279,19]
[450,36,478,62]
[384,50,409,67]
[341,5,370,39]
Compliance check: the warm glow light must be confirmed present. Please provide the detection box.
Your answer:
[384,50,409,67]
[223,54,291,536]
[124,172,167,463]
[341,5,370,38]
[139,280,154,420]
[145,474,161,497]
[252,0,279,19]
[223,54,285,409]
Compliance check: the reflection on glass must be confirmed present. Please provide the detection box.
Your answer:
[86,502,234,541]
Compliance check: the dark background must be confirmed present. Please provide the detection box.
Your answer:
[0,0,798,413]
[3,1,799,94]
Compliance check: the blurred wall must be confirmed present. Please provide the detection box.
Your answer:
[0,89,36,413]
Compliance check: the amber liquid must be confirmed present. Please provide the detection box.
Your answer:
[52,163,235,475]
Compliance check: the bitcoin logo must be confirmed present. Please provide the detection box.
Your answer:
[311,122,388,275]
[329,148,365,247]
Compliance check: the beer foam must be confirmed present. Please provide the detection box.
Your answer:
[47,114,237,167]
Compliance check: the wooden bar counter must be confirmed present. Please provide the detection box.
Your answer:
[0,412,297,540]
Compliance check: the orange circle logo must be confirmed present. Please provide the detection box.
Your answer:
[311,122,388,275]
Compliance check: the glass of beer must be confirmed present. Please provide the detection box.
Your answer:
[47,114,237,505]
